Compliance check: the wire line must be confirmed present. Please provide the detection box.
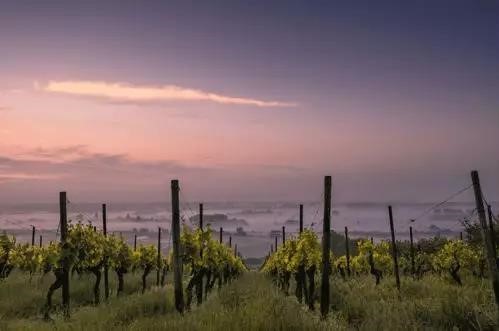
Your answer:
[409,184,473,223]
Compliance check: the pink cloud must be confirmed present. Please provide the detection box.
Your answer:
[41,80,297,108]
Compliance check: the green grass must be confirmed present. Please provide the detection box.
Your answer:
[330,275,497,331]
[0,271,497,330]
[0,270,156,320]
[1,272,337,331]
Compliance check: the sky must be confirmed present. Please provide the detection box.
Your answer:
[1,0,498,204]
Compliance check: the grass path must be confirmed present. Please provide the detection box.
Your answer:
[2,272,339,331]
[2,272,497,330]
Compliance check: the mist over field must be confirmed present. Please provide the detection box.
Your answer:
[2,199,496,258]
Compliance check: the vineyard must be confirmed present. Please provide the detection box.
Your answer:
[262,231,490,294]
[260,230,497,329]
[0,172,498,330]
[0,224,245,312]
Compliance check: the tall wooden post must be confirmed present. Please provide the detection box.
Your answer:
[320,176,332,318]
[409,225,415,277]
[471,170,499,312]
[196,203,204,305]
[103,204,109,300]
[134,233,137,251]
[282,226,286,245]
[31,226,35,246]
[157,227,161,286]
[60,191,70,317]
[199,203,204,230]
[102,204,107,234]
[171,180,184,313]
[344,226,351,277]
[488,205,497,258]
[388,206,401,292]
[270,244,273,253]
[39,235,42,247]
[218,226,223,288]
[297,204,306,304]
[275,235,278,251]
[460,232,463,240]
[229,236,232,248]
[299,204,304,233]
[368,236,375,279]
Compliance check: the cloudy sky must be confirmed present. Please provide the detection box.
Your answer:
[1,1,498,203]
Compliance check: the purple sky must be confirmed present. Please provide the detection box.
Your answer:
[1,1,498,203]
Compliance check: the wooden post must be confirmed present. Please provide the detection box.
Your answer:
[103,204,109,300]
[471,170,499,312]
[344,226,350,277]
[320,176,332,318]
[171,180,184,313]
[102,204,107,234]
[282,226,286,245]
[275,235,278,251]
[297,204,306,304]
[229,236,232,248]
[368,236,375,280]
[270,244,273,253]
[299,204,304,233]
[488,205,497,258]
[409,225,415,277]
[134,233,137,251]
[199,203,204,230]
[199,204,204,251]
[39,235,42,247]
[218,226,223,288]
[31,226,35,246]
[60,191,70,317]
[157,227,161,286]
[460,232,463,240]
[388,206,401,292]
[196,203,204,304]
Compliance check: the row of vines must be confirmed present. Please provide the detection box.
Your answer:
[0,221,246,318]
[261,227,494,309]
